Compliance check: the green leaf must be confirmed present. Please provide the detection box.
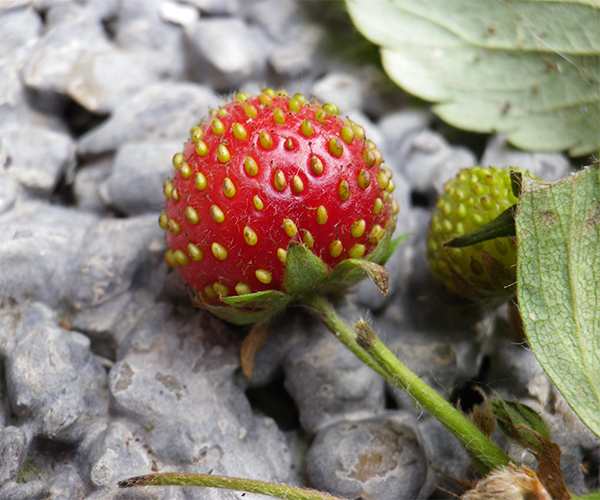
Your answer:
[283,242,330,296]
[446,205,516,248]
[516,165,600,438]
[345,0,600,156]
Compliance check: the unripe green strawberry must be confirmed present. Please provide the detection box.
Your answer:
[160,89,398,324]
[427,166,537,301]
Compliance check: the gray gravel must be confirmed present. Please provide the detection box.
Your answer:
[101,139,183,215]
[306,413,432,500]
[1,125,75,196]
[0,1,596,500]
[77,81,219,155]
[282,314,385,434]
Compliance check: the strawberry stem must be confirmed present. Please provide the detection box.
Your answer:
[302,295,390,379]
[302,293,511,475]
[118,472,344,500]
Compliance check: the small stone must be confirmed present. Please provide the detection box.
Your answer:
[66,48,173,114]
[0,204,165,309]
[89,420,157,489]
[69,289,160,346]
[159,0,200,28]
[109,305,291,481]
[416,416,475,497]
[283,314,385,434]
[101,140,182,215]
[0,126,75,196]
[185,17,268,91]
[77,82,218,155]
[68,214,166,309]
[72,157,112,213]
[541,407,600,495]
[240,0,298,39]
[0,427,27,486]
[0,1,30,11]
[0,5,43,65]
[312,72,364,114]
[352,201,417,311]
[42,0,120,26]
[306,413,432,500]
[11,429,90,498]
[22,4,168,113]
[3,303,109,443]
[115,0,188,78]
[377,109,432,167]
[0,57,66,130]
[189,0,240,16]
[401,129,477,196]
[0,175,19,215]
[484,336,555,403]
[385,207,437,306]
[0,480,48,500]
[243,311,316,388]
[20,17,111,110]
[39,466,86,500]
[269,24,325,78]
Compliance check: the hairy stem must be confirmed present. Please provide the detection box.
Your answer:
[302,295,389,379]
[118,472,344,500]
[303,293,511,475]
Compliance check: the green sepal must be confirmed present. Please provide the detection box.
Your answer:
[490,399,552,454]
[283,241,330,296]
[199,226,407,324]
[201,290,292,326]
[379,233,410,265]
[324,259,389,296]
[221,289,291,308]
[445,205,516,248]
[350,260,389,295]
[320,231,407,296]
[321,259,372,294]
[364,228,403,266]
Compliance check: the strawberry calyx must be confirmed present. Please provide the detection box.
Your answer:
[205,229,407,325]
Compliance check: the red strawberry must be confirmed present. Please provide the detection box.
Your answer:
[160,89,399,324]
